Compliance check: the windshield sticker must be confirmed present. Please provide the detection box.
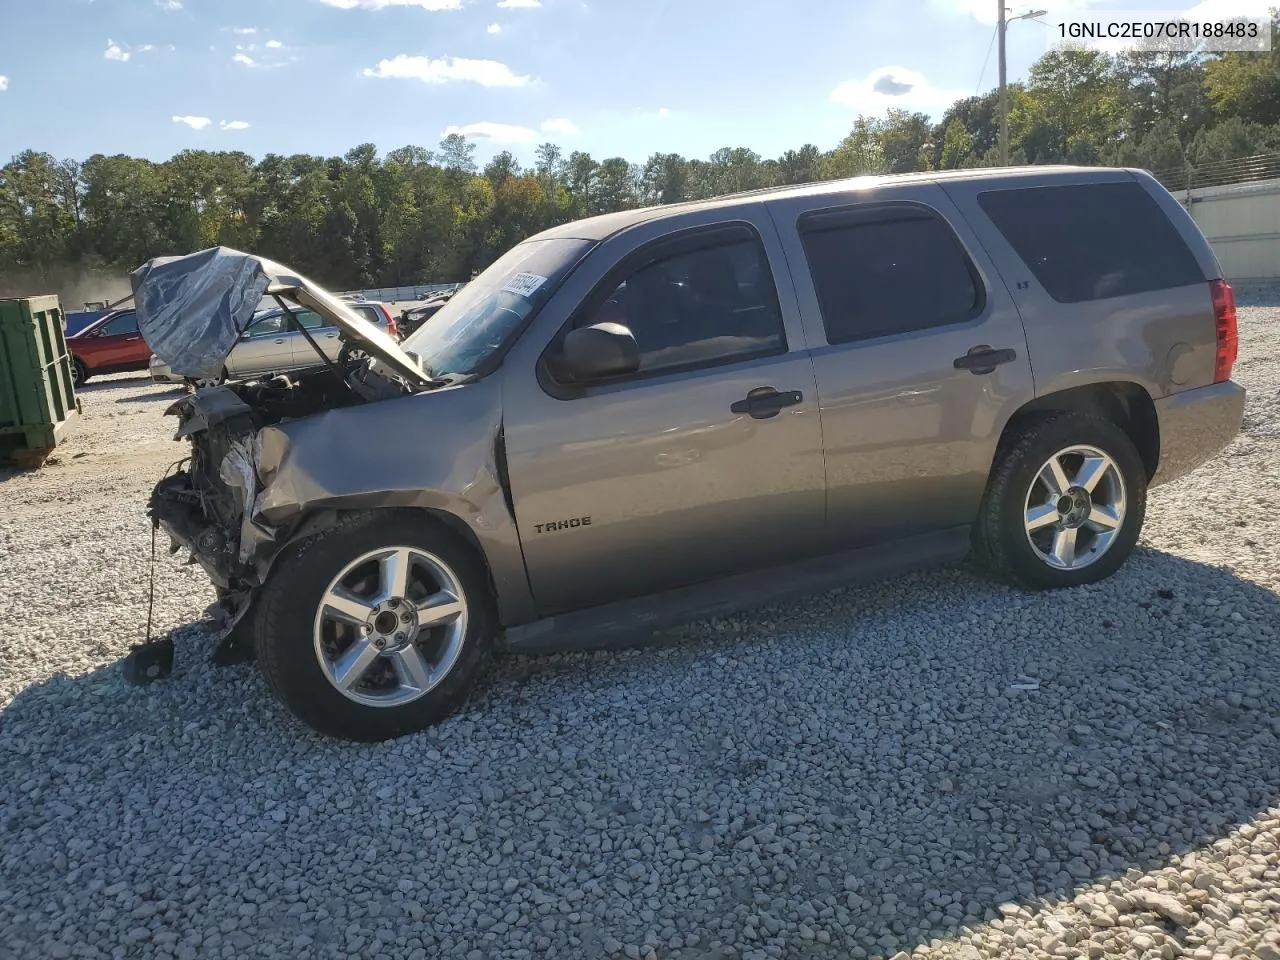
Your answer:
[501,272,548,299]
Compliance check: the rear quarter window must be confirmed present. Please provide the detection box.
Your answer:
[977,180,1204,304]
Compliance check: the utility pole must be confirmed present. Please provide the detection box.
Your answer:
[998,1,1008,166]
[998,5,1047,167]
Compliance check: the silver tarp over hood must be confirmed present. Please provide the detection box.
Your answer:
[130,246,429,386]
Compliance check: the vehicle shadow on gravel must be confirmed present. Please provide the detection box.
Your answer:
[112,386,187,404]
[74,374,157,393]
[3,546,1279,960]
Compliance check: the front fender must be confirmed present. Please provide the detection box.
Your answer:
[245,381,536,626]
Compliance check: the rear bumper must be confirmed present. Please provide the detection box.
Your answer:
[150,364,183,384]
[1150,380,1246,487]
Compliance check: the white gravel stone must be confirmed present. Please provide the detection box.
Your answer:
[3,291,1280,959]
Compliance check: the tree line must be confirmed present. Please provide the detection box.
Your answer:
[3,20,1279,292]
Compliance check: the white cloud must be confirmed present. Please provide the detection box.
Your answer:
[656,106,671,119]
[220,120,250,130]
[138,44,155,52]
[156,0,182,10]
[497,0,541,7]
[265,39,284,48]
[233,52,256,65]
[104,40,131,62]
[0,76,8,92]
[362,54,531,86]
[830,66,969,119]
[487,22,502,32]
[172,115,212,130]
[233,27,257,34]
[443,121,538,143]
[540,117,578,135]
[321,0,463,9]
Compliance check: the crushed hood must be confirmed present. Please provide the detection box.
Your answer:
[130,246,430,386]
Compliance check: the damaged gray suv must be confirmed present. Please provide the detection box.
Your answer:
[138,167,1245,741]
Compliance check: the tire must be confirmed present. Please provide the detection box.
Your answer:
[974,412,1148,590]
[72,358,89,387]
[253,510,494,741]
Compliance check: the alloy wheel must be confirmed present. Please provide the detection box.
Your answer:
[1023,444,1127,570]
[312,546,468,708]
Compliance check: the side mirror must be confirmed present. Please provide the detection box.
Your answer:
[560,323,640,382]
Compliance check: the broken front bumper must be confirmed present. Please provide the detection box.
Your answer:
[149,472,245,590]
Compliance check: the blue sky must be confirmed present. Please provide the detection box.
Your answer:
[0,0,1269,166]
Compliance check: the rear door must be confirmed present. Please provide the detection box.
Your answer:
[292,305,384,366]
[292,309,340,366]
[767,182,1035,548]
[225,312,294,378]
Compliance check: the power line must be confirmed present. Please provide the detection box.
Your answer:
[976,24,998,94]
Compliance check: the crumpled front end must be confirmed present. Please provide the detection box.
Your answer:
[146,369,533,669]
[149,387,271,644]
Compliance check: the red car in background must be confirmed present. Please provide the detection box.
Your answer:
[67,309,152,385]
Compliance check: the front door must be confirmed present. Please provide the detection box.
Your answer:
[502,215,827,616]
[94,311,149,368]
[768,184,1035,548]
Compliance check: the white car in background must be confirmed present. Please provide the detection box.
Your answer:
[150,300,398,387]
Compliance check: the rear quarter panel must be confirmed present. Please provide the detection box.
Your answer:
[940,169,1218,401]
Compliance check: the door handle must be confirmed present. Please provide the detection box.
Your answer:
[730,387,803,420]
[953,345,1017,375]
[273,338,286,344]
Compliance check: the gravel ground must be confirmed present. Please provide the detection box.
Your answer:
[3,292,1280,960]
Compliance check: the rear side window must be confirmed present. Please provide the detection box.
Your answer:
[977,180,1203,303]
[800,207,982,345]
[293,310,331,330]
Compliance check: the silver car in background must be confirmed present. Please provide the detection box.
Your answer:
[150,301,398,386]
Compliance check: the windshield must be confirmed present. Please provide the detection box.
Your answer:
[401,237,594,378]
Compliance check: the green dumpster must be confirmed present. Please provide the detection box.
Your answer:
[0,296,81,468]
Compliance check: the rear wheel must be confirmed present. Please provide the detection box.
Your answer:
[253,511,494,741]
[72,358,89,387]
[974,413,1147,589]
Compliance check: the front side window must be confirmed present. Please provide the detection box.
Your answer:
[800,207,982,346]
[100,311,139,337]
[574,237,786,376]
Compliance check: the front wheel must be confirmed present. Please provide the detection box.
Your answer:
[253,511,494,740]
[974,413,1148,590]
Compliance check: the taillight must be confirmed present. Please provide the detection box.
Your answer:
[1210,278,1238,383]
[381,305,398,339]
